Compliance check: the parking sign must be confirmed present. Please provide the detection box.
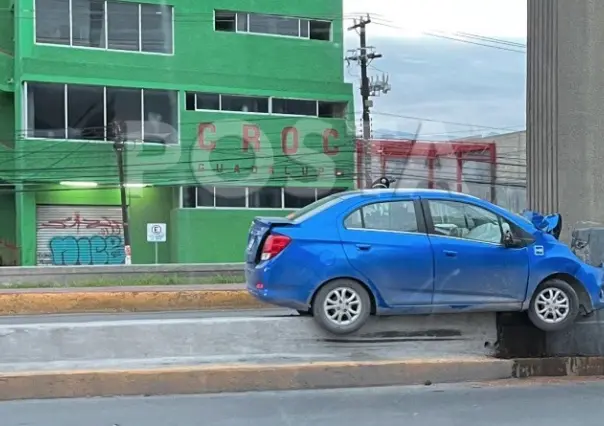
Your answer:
[147,223,167,242]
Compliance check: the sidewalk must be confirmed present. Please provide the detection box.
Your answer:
[0,283,264,315]
[0,283,247,293]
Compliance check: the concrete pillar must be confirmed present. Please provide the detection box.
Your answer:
[527,0,604,238]
[528,0,604,356]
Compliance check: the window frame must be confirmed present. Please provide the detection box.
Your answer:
[33,0,175,55]
[184,91,347,119]
[342,198,426,235]
[179,186,348,210]
[213,9,332,42]
[23,81,180,146]
[422,198,507,246]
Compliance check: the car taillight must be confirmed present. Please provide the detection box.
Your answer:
[261,234,291,261]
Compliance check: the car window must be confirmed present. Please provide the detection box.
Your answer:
[428,200,509,244]
[289,191,349,222]
[344,200,419,233]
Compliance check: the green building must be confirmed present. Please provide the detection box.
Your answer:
[0,0,354,266]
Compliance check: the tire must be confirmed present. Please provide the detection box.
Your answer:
[311,279,371,335]
[528,279,580,332]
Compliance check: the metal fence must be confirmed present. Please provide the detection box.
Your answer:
[356,139,526,212]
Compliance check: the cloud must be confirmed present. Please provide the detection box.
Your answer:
[344,36,526,139]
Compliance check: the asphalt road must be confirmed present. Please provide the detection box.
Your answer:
[2,379,604,426]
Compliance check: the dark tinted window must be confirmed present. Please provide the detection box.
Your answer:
[215,186,246,207]
[35,0,70,45]
[345,201,418,233]
[107,1,139,51]
[141,4,173,53]
[272,98,317,116]
[67,84,104,140]
[249,187,282,208]
[27,83,66,139]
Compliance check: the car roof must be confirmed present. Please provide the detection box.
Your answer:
[343,188,483,202]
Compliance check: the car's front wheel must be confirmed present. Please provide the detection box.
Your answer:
[312,279,371,335]
[528,279,579,332]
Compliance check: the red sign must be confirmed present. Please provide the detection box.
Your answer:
[198,123,340,156]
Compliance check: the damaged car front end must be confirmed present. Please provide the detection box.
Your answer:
[522,209,604,318]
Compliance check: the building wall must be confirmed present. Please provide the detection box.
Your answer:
[0,0,13,92]
[8,0,354,264]
[527,0,604,239]
[16,185,174,265]
[0,191,17,266]
[171,208,294,263]
[13,0,354,186]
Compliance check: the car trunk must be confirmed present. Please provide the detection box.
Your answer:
[245,217,294,264]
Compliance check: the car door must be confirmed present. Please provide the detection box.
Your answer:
[424,198,529,307]
[338,197,434,307]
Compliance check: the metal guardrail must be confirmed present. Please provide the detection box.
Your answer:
[0,263,245,285]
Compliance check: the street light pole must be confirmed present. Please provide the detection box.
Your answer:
[112,121,132,265]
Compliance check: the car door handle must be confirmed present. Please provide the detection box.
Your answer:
[443,250,457,257]
[356,244,371,251]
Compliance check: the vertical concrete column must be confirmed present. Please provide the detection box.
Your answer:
[527,0,604,237]
[15,184,36,266]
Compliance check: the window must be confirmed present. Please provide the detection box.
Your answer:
[141,4,172,53]
[67,85,104,140]
[318,102,347,118]
[72,0,106,47]
[182,186,349,210]
[248,13,299,37]
[272,98,317,116]
[215,186,246,207]
[344,201,419,233]
[213,10,332,41]
[317,187,346,199]
[26,83,66,138]
[284,187,316,208]
[35,0,173,54]
[428,200,507,244]
[195,93,220,110]
[309,20,331,40]
[221,95,269,113]
[143,89,178,144]
[107,1,139,51]
[214,11,236,31]
[106,86,142,142]
[25,82,178,144]
[35,0,70,45]
[184,91,348,118]
[182,186,196,207]
[249,187,281,208]
[196,186,213,207]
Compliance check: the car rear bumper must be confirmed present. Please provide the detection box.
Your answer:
[245,262,311,311]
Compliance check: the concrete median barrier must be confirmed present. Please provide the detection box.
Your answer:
[0,285,266,315]
[0,313,498,370]
[0,358,515,401]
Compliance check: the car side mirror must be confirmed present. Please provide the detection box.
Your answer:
[502,230,521,248]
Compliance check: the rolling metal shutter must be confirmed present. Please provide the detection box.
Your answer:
[36,205,125,266]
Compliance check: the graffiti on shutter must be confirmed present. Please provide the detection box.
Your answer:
[36,206,125,266]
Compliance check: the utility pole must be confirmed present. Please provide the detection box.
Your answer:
[112,121,132,265]
[346,15,389,188]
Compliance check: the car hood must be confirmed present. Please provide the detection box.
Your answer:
[522,210,563,239]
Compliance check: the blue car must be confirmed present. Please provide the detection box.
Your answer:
[245,189,604,335]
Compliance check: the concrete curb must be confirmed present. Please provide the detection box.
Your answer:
[513,356,604,377]
[0,288,268,315]
[0,358,514,401]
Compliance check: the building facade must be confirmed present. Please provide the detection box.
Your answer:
[0,0,354,265]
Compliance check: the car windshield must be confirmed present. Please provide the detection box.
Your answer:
[288,191,351,222]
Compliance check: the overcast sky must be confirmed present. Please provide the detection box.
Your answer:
[342,0,527,139]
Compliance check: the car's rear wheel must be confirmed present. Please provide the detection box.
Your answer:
[528,279,579,332]
[312,279,371,335]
